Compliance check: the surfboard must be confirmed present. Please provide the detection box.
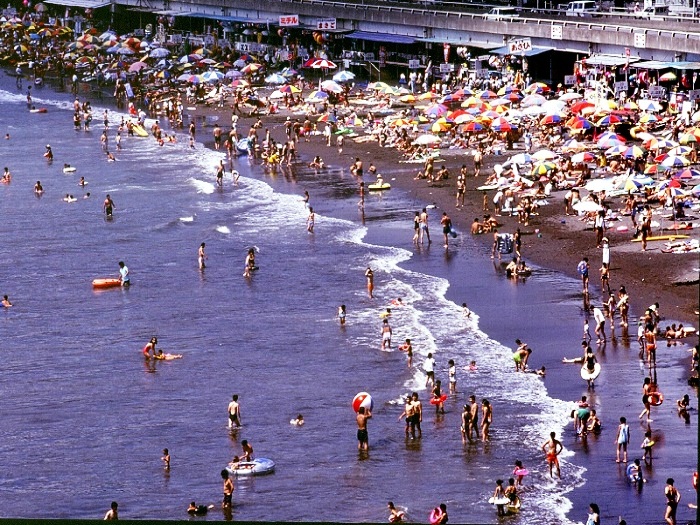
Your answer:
[580,362,601,381]
[368,183,391,191]
[132,124,148,137]
[631,235,689,242]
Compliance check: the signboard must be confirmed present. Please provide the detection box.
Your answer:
[316,18,336,30]
[688,89,700,101]
[508,37,532,54]
[408,59,421,69]
[564,74,577,85]
[364,52,375,61]
[235,42,269,53]
[279,15,299,27]
[551,25,563,40]
[614,80,628,93]
[439,62,454,73]
[343,59,351,69]
[633,32,646,49]
[648,85,666,98]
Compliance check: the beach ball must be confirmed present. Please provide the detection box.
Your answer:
[352,392,373,413]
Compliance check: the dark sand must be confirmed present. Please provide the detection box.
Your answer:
[143,88,698,524]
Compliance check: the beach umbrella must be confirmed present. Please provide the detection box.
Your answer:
[332,70,355,82]
[463,121,485,132]
[269,90,284,100]
[368,81,390,91]
[413,134,441,145]
[561,138,587,152]
[638,99,663,112]
[241,63,263,74]
[177,73,200,83]
[416,91,438,101]
[376,86,399,96]
[568,118,594,130]
[540,114,562,126]
[229,79,249,88]
[509,153,533,165]
[596,114,621,127]
[99,30,116,41]
[306,90,329,102]
[389,118,411,128]
[542,100,566,114]
[616,177,645,192]
[691,183,700,196]
[531,161,557,176]
[659,72,677,82]
[309,58,337,69]
[122,36,141,48]
[78,34,99,45]
[506,91,524,102]
[638,113,658,124]
[155,70,171,79]
[622,145,646,159]
[668,146,692,156]
[453,113,475,125]
[399,94,417,104]
[128,61,148,73]
[571,151,596,163]
[149,47,169,58]
[279,84,301,93]
[201,70,224,83]
[522,106,547,116]
[559,92,582,101]
[432,121,451,133]
[497,85,519,96]
[605,145,628,156]
[116,47,135,55]
[573,201,603,213]
[155,59,172,69]
[225,70,243,79]
[532,149,557,161]
[585,179,616,193]
[525,82,550,94]
[623,101,639,110]
[644,164,660,175]
[317,114,337,123]
[679,133,697,145]
[232,59,247,68]
[661,155,690,168]
[597,136,626,149]
[521,94,546,107]
[425,104,448,117]
[490,117,515,132]
[674,168,700,180]
[644,138,677,150]
[490,98,512,107]
[320,80,342,93]
[571,100,595,113]
[478,90,498,100]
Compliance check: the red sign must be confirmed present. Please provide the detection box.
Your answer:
[279,15,299,27]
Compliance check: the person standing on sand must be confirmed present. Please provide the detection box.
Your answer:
[593,306,606,343]
[356,406,372,451]
[577,257,589,295]
[419,208,431,244]
[440,212,452,248]
[227,395,241,428]
[542,431,563,478]
[615,416,630,463]
[365,267,374,299]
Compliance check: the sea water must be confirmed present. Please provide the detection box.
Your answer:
[0,77,583,522]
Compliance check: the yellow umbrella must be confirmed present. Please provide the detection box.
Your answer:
[418,92,438,100]
[399,94,417,103]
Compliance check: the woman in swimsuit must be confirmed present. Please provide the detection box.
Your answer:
[143,337,157,359]
[664,478,680,525]
[639,377,653,422]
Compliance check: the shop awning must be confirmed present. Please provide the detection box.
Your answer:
[634,60,700,71]
[44,0,111,8]
[182,12,274,24]
[584,54,640,67]
[345,31,416,45]
[490,45,552,57]
[415,37,502,49]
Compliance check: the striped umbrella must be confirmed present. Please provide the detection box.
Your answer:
[638,113,658,124]
[668,145,692,156]
[596,115,621,127]
[679,133,697,145]
[463,121,485,132]
[540,114,562,126]
[674,168,700,179]
[531,161,557,176]
[571,151,597,163]
[661,155,690,169]
[490,117,516,132]
[568,118,594,130]
[621,145,646,159]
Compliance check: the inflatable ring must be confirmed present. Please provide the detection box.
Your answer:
[429,508,443,524]
[630,126,642,139]
[513,468,529,477]
[429,394,448,405]
[648,391,664,406]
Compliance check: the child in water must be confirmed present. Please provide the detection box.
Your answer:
[290,414,304,426]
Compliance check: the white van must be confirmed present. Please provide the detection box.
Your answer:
[565,0,599,16]
[484,7,520,20]
[635,5,670,18]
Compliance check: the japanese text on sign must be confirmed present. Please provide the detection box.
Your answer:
[279,15,299,27]
[508,37,532,54]
[316,18,336,30]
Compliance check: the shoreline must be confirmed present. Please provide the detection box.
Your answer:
[180,99,698,524]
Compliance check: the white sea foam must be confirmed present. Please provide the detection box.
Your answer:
[179,216,194,223]
[215,225,231,234]
[188,178,215,194]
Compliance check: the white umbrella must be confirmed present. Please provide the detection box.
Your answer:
[573,201,603,213]
[522,106,547,116]
[269,90,284,100]
[542,99,566,113]
[149,47,169,58]
[332,70,355,82]
[638,99,663,112]
[509,153,533,165]
[559,92,582,101]
[306,90,329,102]
[265,73,287,84]
[320,80,343,93]
[532,149,557,161]
[585,179,615,192]
[521,94,547,107]
[413,134,441,145]
[201,70,224,83]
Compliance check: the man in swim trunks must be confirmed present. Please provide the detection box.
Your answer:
[541,431,563,478]
[410,392,422,439]
[468,395,479,441]
[118,261,129,286]
[221,469,234,508]
[103,194,115,217]
[381,318,392,350]
[398,395,414,437]
[227,394,241,428]
[198,243,207,269]
[356,406,372,451]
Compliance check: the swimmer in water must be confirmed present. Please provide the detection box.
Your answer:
[103,194,115,217]
[44,144,53,160]
[291,414,304,426]
[1,295,13,307]
[1,167,11,183]
[387,502,405,522]
[198,242,207,270]
[365,267,374,299]
[34,181,43,194]
[161,448,170,470]
[142,337,157,358]
[243,248,255,277]
[337,304,346,326]
[462,303,472,317]
[155,349,183,360]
